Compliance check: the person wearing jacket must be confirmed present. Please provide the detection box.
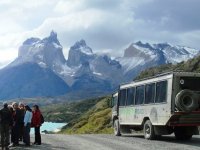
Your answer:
[10,102,21,147]
[19,102,25,142]
[23,105,32,146]
[32,105,42,145]
[0,102,13,150]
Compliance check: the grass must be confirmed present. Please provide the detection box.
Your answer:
[61,96,113,134]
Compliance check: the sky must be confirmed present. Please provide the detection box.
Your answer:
[0,0,200,68]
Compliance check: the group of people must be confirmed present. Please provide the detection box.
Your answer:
[0,102,43,150]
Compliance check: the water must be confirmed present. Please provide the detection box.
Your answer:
[31,122,67,134]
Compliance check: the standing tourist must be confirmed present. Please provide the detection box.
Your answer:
[32,105,42,145]
[19,102,25,142]
[23,105,32,146]
[0,102,13,150]
[10,102,21,147]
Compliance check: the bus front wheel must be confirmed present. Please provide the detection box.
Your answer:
[114,119,121,136]
[143,120,155,140]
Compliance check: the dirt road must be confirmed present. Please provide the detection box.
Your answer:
[9,134,200,150]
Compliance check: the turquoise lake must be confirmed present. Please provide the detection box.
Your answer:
[31,122,67,134]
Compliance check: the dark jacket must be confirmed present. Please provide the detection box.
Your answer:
[13,108,22,126]
[0,107,13,126]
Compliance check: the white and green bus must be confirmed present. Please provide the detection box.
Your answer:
[111,72,200,140]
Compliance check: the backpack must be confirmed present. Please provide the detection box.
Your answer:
[40,114,44,124]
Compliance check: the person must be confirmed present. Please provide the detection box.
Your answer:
[0,102,13,150]
[18,102,25,142]
[32,105,42,145]
[23,105,32,146]
[10,102,21,147]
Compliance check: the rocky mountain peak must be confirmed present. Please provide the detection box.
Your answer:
[123,43,149,58]
[135,41,153,49]
[42,30,60,45]
[13,31,66,69]
[70,39,93,54]
[67,40,94,67]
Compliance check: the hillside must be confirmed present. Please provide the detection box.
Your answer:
[41,98,102,123]
[136,55,200,80]
[61,96,113,134]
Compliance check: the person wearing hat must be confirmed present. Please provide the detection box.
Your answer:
[0,102,13,150]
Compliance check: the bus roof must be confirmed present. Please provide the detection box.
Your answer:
[120,71,200,89]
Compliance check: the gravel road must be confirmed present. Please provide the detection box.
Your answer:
[9,134,200,150]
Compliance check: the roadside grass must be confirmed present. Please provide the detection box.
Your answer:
[61,97,113,134]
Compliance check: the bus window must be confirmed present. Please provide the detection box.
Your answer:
[155,81,167,103]
[127,87,135,105]
[145,83,155,104]
[111,96,117,107]
[119,89,126,106]
[135,85,144,105]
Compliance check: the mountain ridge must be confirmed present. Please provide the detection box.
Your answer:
[0,31,199,100]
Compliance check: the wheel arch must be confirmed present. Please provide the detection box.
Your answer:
[142,117,151,126]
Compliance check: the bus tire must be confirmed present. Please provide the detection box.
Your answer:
[143,120,155,140]
[114,119,121,136]
[175,90,199,112]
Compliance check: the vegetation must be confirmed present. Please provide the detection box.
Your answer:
[61,96,113,134]
[41,98,102,123]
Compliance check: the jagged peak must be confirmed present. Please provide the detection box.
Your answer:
[134,41,152,48]
[70,39,93,54]
[50,30,57,38]
[42,30,60,45]
[135,41,143,45]
[71,39,87,49]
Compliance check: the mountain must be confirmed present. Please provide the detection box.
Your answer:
[0,63,69,100]
[117,41,200,80]
[0,31,122,100]
[10,31,66,73]
[136,54,200,80]
[0,31,199,101]
[67,39,94,67]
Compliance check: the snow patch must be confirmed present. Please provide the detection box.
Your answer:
[93,72,102,76]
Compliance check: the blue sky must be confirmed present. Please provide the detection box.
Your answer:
[0,0,200,68]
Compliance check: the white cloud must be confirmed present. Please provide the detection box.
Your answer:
[0,0,200,68]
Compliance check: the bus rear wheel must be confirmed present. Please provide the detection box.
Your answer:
[143,120,155,140]
[114,119,121,136]
[174,127,193,140]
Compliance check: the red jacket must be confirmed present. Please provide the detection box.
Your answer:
[32,110,41,127]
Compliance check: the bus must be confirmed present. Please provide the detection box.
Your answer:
[111,72,200,140]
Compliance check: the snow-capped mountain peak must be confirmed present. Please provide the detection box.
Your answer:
[70,39,93,55]
[10,31,66,70]
[42,30,61,45]
[67,40,94,67]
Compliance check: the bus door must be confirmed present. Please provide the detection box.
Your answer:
[118,89,127,124]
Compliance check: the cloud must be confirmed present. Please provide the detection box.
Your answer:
[0,0,200,68]
[133,0,200,32]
